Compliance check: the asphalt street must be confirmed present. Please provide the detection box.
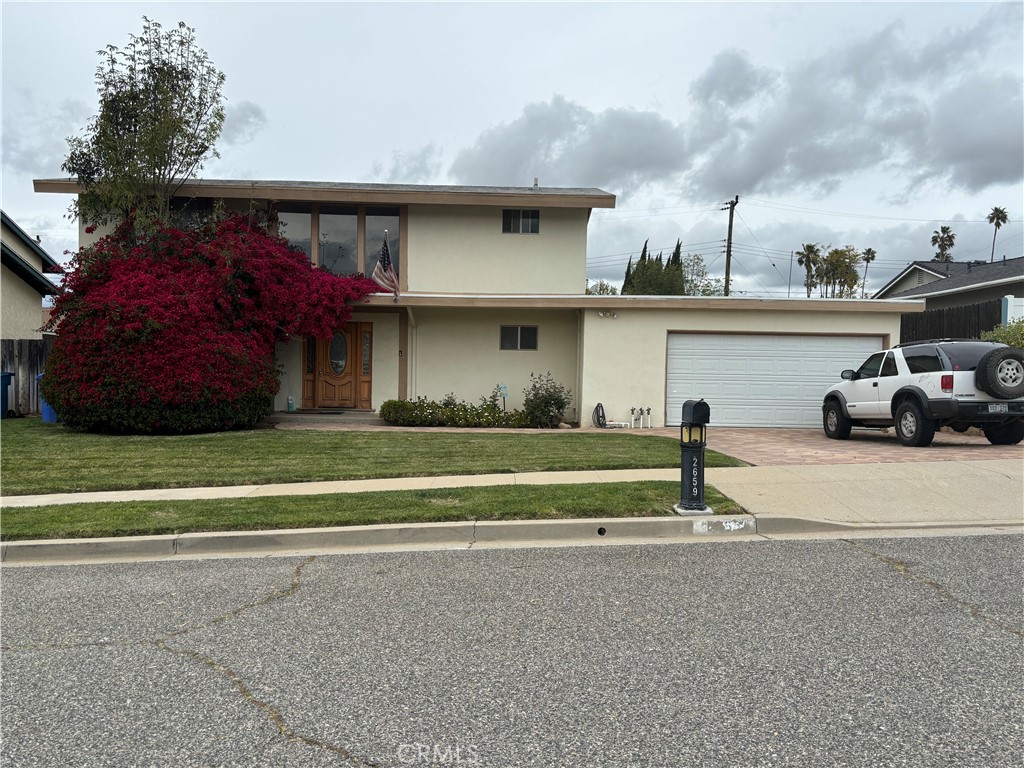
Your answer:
[2,535,1022,767]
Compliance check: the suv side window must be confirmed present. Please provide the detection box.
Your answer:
[880,351,898,377]
[856,352,885,379]
[904,346,944,374]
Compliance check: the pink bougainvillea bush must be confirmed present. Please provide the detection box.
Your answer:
[43,215,379,433]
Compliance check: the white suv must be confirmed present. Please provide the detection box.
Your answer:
[822,340,1024,447]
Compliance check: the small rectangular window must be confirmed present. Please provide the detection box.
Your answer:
[500,325,538,350]
[502,209,540,234]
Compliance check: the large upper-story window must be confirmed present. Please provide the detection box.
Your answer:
[319,206,358,276]
[502,209,539,234]
[276,204,401,277]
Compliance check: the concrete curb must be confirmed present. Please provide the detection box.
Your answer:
[0,515,758,565]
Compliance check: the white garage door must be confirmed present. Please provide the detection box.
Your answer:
[666,333,883,427]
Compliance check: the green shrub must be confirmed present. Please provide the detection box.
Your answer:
[982,318,1024,348]
[379,396,529,428]
[523,372,573,428]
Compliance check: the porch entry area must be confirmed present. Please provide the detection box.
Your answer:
[301,323,373,409]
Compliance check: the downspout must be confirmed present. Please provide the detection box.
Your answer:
[406,306,417,400]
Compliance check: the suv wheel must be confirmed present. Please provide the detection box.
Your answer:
[822,400,852,440]
[976,348,1024,399]
[895,400,936,447]
[982,421,1024,446]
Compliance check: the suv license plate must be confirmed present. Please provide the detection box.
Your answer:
[988,403,1009,414]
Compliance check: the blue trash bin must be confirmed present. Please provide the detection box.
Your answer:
[1,372,12,418]
[37,374,58,424]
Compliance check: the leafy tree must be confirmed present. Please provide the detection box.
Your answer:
[42,216,378,433]
[63,17,226,227]
[620,239,721,296]
[861,247,877,297]
[930,225,956,262]
[987,206,1008,263]
[815,246,861,298]
[796,243,821,298]
[585,279,619,295]
[679,252,725,296]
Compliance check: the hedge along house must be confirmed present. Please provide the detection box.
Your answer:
[35,178,923,428]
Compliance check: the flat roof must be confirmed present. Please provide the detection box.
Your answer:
[33,178,617,209]
[363,293,924,313]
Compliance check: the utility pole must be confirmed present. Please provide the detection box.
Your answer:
[722,195,738,297]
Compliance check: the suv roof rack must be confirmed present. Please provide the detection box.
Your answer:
[893,338,987,348]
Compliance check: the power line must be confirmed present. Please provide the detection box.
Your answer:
[742,197,1024,224]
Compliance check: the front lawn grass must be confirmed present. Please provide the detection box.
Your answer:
[0,482,742,540]
[0,419,745,496]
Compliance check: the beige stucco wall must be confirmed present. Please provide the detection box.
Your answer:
[409,308,580,417]
[578,303,904,428]
[1,264,45,339]
[2,221,50,340]
[883,269,943,296]
[406,205,588,294]
[274,311,401,412]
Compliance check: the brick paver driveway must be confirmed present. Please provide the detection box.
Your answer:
[692,427,1024,466]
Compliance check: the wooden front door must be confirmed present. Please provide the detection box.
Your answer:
[303,323,372,409]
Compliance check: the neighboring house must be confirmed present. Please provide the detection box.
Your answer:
[872,258,1024,310]
[1,210,61,415]
[35,178,922,428]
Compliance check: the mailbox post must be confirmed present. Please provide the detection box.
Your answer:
[673,399,712,516]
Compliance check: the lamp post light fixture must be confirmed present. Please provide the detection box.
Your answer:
[674,398,713,516]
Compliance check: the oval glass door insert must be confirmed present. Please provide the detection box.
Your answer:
[329,332,348,374]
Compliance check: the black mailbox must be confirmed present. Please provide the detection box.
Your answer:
[680,399,710,446]
[675,398,712,514]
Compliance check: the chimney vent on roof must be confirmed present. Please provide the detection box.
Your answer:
[967,262,972,272]
[533,177,538,190]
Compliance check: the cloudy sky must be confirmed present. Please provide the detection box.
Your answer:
[3,1,1022,296]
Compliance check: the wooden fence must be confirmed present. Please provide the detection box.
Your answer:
[900,299,1003,343]
[1,338,53,416]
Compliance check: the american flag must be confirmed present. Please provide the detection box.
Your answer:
[372,230,400,301]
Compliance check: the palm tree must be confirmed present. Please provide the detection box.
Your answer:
[930,226,956,262]
[861,247,876,297]
[987,207,1008,263]
[796,243,821,298]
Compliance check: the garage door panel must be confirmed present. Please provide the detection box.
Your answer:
[667,333,882,427]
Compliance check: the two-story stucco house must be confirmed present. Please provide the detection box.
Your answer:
[1,210,61,415]
[35,178,922,428]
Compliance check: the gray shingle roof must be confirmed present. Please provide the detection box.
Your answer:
[887,257,1024,298]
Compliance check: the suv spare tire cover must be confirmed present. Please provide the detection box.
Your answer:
[975,347,1024,400]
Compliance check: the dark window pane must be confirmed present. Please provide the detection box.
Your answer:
[366,211,400,276]
[320,208,358,276]
[856,352,884,379]
[519,326,538,349]
[500,326,519,350]
[502,209,521,233]
[904,347,943,374]
[880,352,898,377]
[278,210,312,260]
[523,209,540,234]
[305,337,316,375]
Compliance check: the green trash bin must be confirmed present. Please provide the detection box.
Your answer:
[1,372,12,418]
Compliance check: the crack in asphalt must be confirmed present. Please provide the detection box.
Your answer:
[846,540,1024,638]
[2,555,380,765]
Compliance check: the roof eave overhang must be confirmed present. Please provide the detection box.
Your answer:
[0,210,62,272]
[364,293,925,313]
[33,179,616,209]
[1,243,59,295]
[889,275,1024,300]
